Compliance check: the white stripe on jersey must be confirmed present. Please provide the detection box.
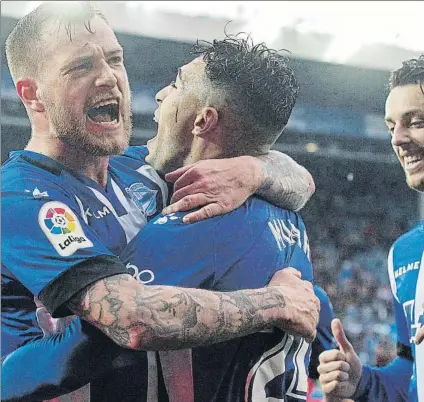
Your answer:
[88,183,147,243]
[387,247,399,303]
[415,251,424,402]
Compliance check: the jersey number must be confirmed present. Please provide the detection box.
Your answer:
[245,334,309,401]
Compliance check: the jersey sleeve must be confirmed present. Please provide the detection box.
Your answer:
[2,177,127,317]
[351,357,412,402]
[1,319,141,402]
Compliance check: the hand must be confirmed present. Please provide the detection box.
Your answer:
[414,302,424,345]
[415,325,424,345]
[162,156,264,223]
[268,268,320,342]
[318,319,362,399]
[35,296,76,336]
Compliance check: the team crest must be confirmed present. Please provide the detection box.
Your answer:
[125,182,158,217]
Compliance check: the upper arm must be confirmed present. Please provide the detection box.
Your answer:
[2,178,126,317]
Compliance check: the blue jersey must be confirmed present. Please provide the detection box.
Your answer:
[1,147,167,357]
[388,221,424,402]
[308,285,337,381]
[117,196,314,402]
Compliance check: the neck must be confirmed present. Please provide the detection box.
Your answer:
[26,133,110,187]
[185,136,269,165]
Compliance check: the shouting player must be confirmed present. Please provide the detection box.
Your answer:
[318,55,424,402]
[3,31,317,402]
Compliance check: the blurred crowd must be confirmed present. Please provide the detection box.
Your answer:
[303,180,417,367]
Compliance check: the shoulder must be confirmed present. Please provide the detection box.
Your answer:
[390,222,424,252]
[313,285,330,304]
[111,145,149,166]
[2,152,69,195]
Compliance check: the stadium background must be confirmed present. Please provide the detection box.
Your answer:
[2,1,424,399]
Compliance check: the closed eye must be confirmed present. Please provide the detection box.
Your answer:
[71,61,92,72]
[411,120,424,128]
[108,56,123,65]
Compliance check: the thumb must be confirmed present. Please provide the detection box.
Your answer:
[331,318,353,354]
[284,267,302,278]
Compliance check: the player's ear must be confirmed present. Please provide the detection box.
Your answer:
[192,107,219,138]
[16,78,45,113]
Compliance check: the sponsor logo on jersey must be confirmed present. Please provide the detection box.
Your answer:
[38,201,93,257]
[394,260,420,278]
[153,213,180,225]
[125,182,158,217]
[126,262,155,284]
[83,206,111,220]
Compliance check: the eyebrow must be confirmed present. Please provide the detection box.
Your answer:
[61,48,123,72]
[385,109,424,123]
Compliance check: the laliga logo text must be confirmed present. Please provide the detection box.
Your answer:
[39,201,93,257]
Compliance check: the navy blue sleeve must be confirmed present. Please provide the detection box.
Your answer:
[1,319,143,402]
[351,357,412,402]
[2,177,126,317]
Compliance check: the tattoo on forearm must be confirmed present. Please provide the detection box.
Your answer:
[68,274,286,351]
[257,151,314,211]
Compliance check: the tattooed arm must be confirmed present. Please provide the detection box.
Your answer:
[68,269,319,351]
[256,150,315,211]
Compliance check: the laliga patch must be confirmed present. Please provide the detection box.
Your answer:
[38,201,93,257]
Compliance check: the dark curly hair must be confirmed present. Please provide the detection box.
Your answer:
[192,33,299,146]
[389,54,424,95]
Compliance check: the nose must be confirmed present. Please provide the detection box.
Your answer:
[391,124,411,148]
[95,60,117,89]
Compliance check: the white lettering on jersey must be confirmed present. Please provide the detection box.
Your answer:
[268,219,311,261]
[38,201,93,257]
[153,213,180,225]
[394,260,421,279]
[126,262,155,284]
[87,181,147,243]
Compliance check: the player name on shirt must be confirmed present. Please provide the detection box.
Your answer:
[268,218,311,260]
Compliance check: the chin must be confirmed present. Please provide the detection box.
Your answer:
[406,175,424,193]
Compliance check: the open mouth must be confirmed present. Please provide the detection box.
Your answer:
[87,100,119,125]
[404,154,424,171]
